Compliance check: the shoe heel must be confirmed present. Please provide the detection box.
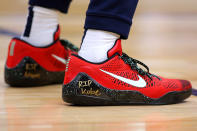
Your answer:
[4,57,64,87]
[62,73,115,105]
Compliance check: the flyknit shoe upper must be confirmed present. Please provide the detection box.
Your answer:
[6,38,67,71]
[6,26,77,71]
[64,40,192,99]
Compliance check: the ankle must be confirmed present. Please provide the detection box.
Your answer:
[21,6,58,47]
[78,29,120,63]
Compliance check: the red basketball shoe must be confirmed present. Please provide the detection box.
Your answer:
[62,39,192,105]
[5,26,78,86]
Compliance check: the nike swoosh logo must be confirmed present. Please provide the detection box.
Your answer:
[52,54,67,65]
[100,69,146,88]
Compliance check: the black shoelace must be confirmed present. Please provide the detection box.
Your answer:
[60,39,79,52]
[121,53,161,80]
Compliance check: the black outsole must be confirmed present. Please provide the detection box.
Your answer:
[4,57,65,87]
[62,73,192,106]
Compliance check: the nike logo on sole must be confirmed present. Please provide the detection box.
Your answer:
[100,69,146,88]
[52,54,67,65]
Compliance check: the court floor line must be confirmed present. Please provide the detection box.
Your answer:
[0,28,20,37]
[192,89,197,96]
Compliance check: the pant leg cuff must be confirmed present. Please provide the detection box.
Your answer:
[29,0,72,13]
[84,14,131,39]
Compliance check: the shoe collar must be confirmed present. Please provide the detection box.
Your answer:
[53,24,60,41]
[107,39,122,58]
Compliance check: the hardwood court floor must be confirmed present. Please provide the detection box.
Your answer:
[0,0,197,131]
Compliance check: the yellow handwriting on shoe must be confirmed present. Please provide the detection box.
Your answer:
[78,80,101,96]
[81,88,101,96]
[78,80,92,88]
[26,64,37,71]
[24,64,40,78]
[24,72,40,78]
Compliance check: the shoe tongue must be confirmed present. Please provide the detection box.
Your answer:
[53,25,60,41]
[107,39,122,58]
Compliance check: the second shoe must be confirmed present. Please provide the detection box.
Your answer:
[5,27,78,87]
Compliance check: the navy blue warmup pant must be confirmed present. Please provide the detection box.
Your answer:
[29,0,138,39]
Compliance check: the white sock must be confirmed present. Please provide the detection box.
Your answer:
[78,29,120,63]
[21,6,58,47]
